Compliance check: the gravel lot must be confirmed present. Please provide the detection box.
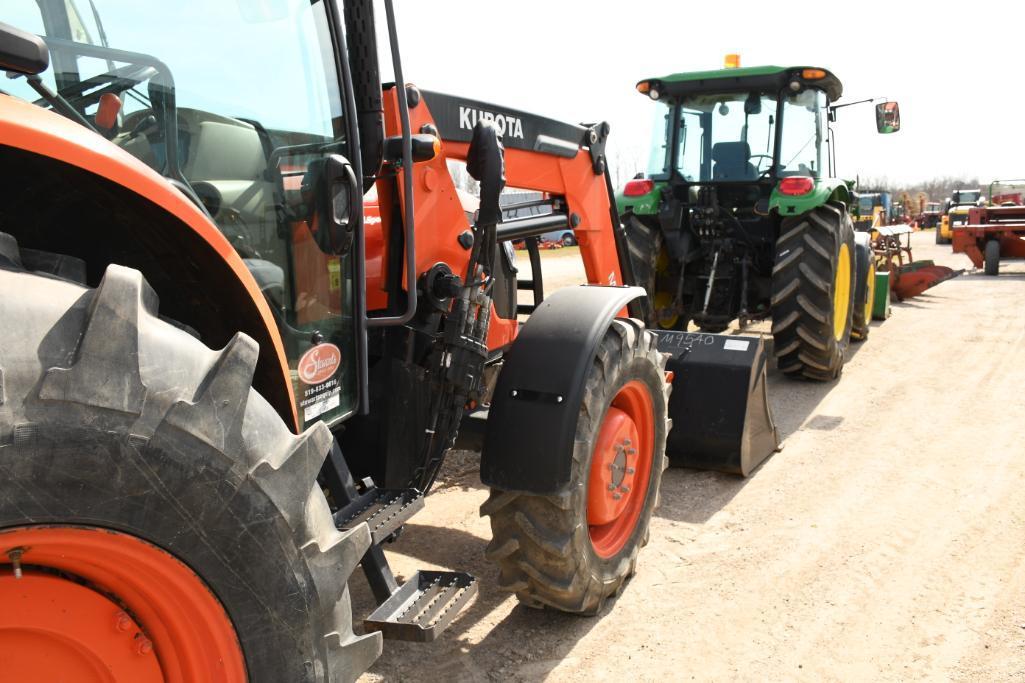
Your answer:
[357,230,1025,681]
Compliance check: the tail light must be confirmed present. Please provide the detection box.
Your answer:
[778,176,815,196]
[624,179,655,197]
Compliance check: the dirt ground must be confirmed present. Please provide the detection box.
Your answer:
[355,230,1025,681]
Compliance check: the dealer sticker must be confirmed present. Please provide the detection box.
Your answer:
[297,343,342,422]
[723,339,750,352]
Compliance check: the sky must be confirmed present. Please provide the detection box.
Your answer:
[385,0,1025,186]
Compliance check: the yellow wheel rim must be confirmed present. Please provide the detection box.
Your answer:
[654,291,679,329]
[832,243,852,341]
[865,261,876,324]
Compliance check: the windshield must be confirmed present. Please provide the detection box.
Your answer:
[649,86,829,183]
[4,0,358,425]
[645,101,672,179]
[778,88,827,178]
[857,195,877,215]
[953,190,981,205]
[675,91,776,182]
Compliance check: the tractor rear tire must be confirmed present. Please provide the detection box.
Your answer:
[984,239,1000,275]
[851,235,875,342]
[623,214,688,330]
[481,319,668,614]
[770,204,857,381]
[0,246,379,682]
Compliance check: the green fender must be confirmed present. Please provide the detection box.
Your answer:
[616,180,663,216]
[769,177,853,217]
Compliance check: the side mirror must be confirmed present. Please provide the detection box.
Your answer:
[304,154,359,255]
[0,21,49,75]
[876,101,900,134]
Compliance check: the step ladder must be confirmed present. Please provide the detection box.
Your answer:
[326,441,476,642]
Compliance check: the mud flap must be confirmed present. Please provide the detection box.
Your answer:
[655,331,779,476]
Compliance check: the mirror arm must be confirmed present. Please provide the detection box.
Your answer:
[830,96,888,111]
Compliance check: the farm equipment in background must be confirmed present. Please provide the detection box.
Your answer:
[937,187,984,244]
[851,194,958,300]
[915,200,942,229]
[868,224,959,299]
[853,191,892,230]
[952,204,1025,275]
[990,179,1025,206]
[618,58,900,384]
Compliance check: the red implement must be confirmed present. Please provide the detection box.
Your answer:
[871,224,960,299]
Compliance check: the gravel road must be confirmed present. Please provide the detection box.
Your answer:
[357,230,1025,681]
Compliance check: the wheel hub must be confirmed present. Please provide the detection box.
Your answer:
[0,573,161,682]
[0,527,246,683]
[587,381,655,558]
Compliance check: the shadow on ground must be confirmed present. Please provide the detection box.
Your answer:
[654,333,865,524]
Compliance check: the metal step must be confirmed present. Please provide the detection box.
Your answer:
[364,571,478,642]
[334,488,425,545]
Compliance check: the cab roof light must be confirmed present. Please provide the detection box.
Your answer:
[724,54,741,69]
[802,68,827,80]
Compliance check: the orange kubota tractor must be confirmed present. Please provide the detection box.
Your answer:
[0,2,775,681]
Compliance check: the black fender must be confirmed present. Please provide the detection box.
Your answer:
[480,284,646,494]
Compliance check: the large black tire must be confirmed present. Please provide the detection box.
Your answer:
[850,233,875,342]
[481,319,669,614]
[984,239,1000,275]
[623,214,688,331]
[935,222,951,245]
[0,241,379,682]
[770,204,857,380]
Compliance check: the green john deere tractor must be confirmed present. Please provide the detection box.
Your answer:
[618,64,900,380]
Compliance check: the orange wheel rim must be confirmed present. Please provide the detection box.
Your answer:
[587,380,655,558]
[0,527,246,682]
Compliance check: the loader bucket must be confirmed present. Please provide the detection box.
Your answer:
[655,331,780,476]
[891,260,959,299]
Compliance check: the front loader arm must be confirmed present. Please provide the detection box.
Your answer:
[375,86,645,338]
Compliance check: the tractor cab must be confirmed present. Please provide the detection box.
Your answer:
[3,0,370,429]
[620,63,845,331]
[635,65,841,208]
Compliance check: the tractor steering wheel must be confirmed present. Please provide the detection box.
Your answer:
[750,154,774,177]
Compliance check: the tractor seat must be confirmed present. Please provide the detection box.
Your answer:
[712,142,757,181]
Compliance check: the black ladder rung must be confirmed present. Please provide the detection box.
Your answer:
[364,571,478,642]
[334,488,425,545]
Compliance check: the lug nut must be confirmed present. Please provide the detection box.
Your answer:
[612,493,622,500]
[136,636,153,655]
[116,612,133,632]
[626,467,636,475]
[607,484,615,491]
[7,549,22,580]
